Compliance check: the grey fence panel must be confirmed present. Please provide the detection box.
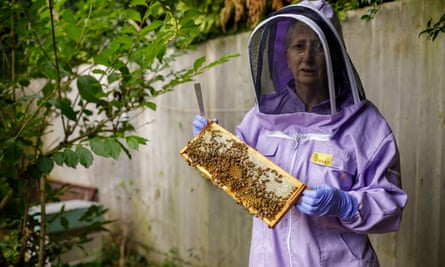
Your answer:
[344,1,445,266]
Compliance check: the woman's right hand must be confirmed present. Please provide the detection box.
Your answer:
[192,115,218,136]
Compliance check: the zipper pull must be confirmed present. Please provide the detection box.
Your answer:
[292,134,302,149]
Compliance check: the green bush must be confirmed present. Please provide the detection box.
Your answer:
[0,0,235,266]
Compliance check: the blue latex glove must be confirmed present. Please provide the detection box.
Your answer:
[296,184,358,221]
[192,115,218,136]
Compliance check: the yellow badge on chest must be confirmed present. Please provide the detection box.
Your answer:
[310,152,333,167]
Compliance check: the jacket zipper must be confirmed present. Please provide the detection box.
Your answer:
[266,130,333,266]
[267,131,333,173]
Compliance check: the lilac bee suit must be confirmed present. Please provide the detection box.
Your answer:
[236,1,408,266]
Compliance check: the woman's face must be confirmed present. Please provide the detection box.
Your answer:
[286,24,327,90]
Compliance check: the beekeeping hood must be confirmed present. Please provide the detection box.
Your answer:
[248,0,365,115]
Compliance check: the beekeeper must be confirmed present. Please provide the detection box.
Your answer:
[193,1,407,266]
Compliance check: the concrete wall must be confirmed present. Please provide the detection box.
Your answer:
[49,0,445,266]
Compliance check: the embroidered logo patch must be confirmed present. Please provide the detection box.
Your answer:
[310,152,333,167]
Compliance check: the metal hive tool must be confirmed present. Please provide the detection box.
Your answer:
[180,120,306,228]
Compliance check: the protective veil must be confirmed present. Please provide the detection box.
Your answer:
[236,1,407,266]
[249,1,365,115]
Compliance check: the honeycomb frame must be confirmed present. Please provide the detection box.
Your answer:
[180,121,306,228]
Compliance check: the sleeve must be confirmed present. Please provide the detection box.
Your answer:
[342,133,408,233]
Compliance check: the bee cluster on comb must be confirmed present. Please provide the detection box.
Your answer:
[180,121,306,227]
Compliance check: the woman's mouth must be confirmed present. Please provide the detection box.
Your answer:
[300,68,317,74]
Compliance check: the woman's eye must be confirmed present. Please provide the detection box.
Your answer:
[294,43,305,52]
[313,42,323,52]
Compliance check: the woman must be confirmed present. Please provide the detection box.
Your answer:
[193,1,407,266]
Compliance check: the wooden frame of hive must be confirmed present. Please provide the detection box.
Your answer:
[180,121,306,228]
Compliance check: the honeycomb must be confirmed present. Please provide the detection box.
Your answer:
[180,121,306,228]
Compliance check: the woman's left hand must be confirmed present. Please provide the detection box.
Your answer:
[296,184,358,221]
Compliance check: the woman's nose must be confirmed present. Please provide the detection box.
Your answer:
[302,47,314,63]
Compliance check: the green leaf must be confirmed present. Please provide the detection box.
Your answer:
[126,9,141,23]
[129,0,148,7]
[36,156,54,174]
[94,53,110,66]
[144,101,157,110]
[140,20,163,35]
[146,1,162,17]
[22,93,41,102]
[77,75,105,103]
[126,135,148,150]
[76,147,94,168]
[107,139,122,160]
[60,216,69,230]
[64,23,82,42]
[41,61,72,79]
[181,9,199,25]
[112,35,134,49]
[92,68,107,75]
[52,152,64,166]
[63,149,79,168]
[361,14,371,21]
[119,141,132,159]
[3,139,23,164]
[1,168,18,179]
[41,82,55,98]
[121,24,138,35]
[89,138,121,159]
[89,139,109,158]
[27,164,43,179]
[107,72,121,84]
[42,62,57,79]
[193,56,206,71]
[19,78,30,86]
[49,98,77,121]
